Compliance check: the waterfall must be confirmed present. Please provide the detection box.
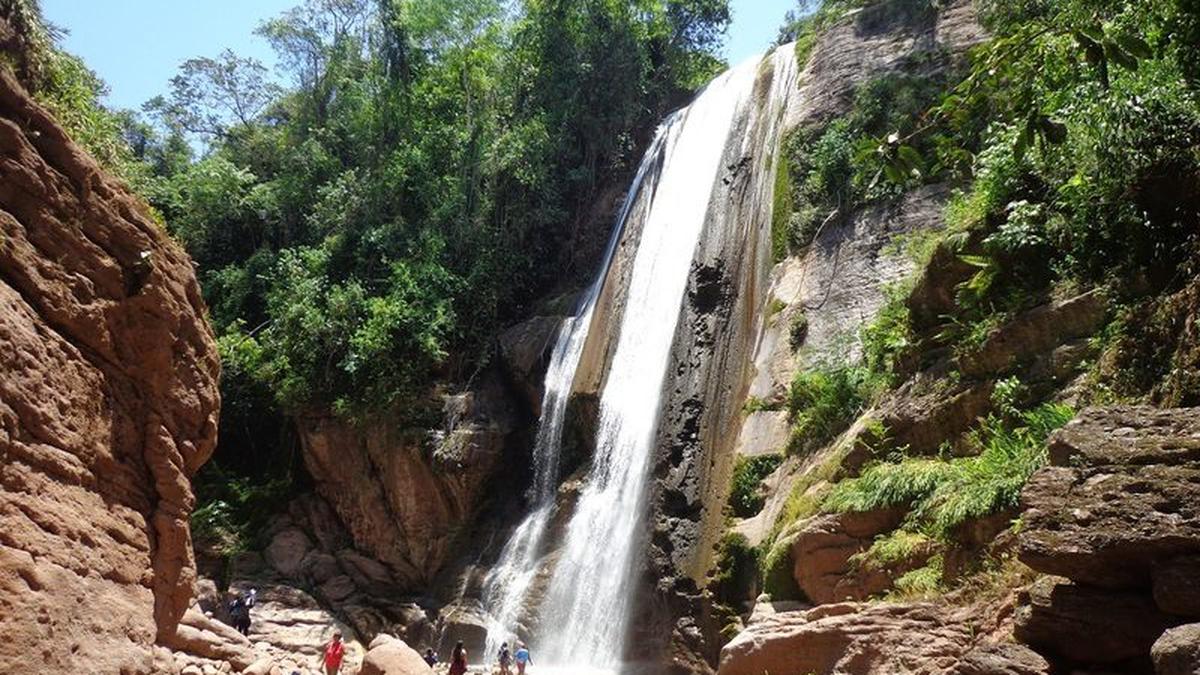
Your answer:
[482,46,795,672]
[480,122,674,662]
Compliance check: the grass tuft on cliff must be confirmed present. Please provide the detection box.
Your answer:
[824,402,1074,538]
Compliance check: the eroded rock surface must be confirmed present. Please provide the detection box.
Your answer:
[718,601,1016,675]
[0,67,220,672]
[790,509,908,604]
[298,375,515,590]
[1014,576,1178,668]
[1020,407,1200,589]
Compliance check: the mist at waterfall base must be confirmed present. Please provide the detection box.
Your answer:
[479,46,797,673]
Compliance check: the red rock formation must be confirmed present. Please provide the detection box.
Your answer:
[0,66,219,671]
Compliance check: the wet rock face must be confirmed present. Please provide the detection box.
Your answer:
[497,315,563,417]
[297,373,516,590]
[0,67,220,673]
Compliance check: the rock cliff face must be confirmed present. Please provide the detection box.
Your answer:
[630,2,985,671]
[296,373,518,591]
[0,67,220,672]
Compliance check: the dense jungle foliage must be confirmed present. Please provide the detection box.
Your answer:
[1,0,732,491]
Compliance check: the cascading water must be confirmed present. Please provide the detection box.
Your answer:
[480,124,674,663]
[481,46,797,673]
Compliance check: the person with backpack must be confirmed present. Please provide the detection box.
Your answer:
[514,643,532,674]
[497,641,513,674]
[227,594,248,636]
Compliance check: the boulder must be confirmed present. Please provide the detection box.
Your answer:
[497,314,563,415]
[718,602,976,675]
[300,551,341,585]
[265,528,314,580]
[435,599,490,663]
[360,634,434,675]
[241,658,281,675]
[161,608,256,671]
[957,291,1106,378]
[1046,406,1200,468]
[1154,556,1200,617]
[0,67,220,672]
[1013,576,1178,666]
[1019,407,1200,589]
[953,643,1051,675]
[1151,623,1200,675]
[318,575,358,603]
[790,509,908,604]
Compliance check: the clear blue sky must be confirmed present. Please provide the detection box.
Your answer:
[42,0,796,112]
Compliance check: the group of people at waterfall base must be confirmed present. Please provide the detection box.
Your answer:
[442,639,534,675]
[222,588,534,674]
[315,634,533,674]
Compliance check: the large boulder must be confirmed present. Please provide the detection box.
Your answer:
[1019,407,1200,589]
[1152,623,1200,675]
[0,66,220,672]
[952,643,1050,675]
[435,599,490,663]
[718,602,977,675]
[360,634,435,675]
[790,508,908,604]
[1013,576,1178,667]
[497,314,563,415]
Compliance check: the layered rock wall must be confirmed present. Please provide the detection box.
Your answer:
[0,68,220,671]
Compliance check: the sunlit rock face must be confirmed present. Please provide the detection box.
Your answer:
[0,68,220,672]
[296,372,517,591]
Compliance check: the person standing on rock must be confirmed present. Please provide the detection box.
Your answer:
[227,593,250,636]
[449,640,468,675]
[321,631,346,675]
[423,648,438,667]
[497,641,512,674]
[514,643,532,674]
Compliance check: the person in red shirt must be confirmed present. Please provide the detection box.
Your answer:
[321,631,346,675]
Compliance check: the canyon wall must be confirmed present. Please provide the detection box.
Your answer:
[0,67,220,672]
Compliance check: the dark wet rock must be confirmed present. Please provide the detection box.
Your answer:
[1014,576,1178,668]
[498,315,563,416]
[1154,556,1200,617]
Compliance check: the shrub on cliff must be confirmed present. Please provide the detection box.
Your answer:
[824,401,1073,538]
